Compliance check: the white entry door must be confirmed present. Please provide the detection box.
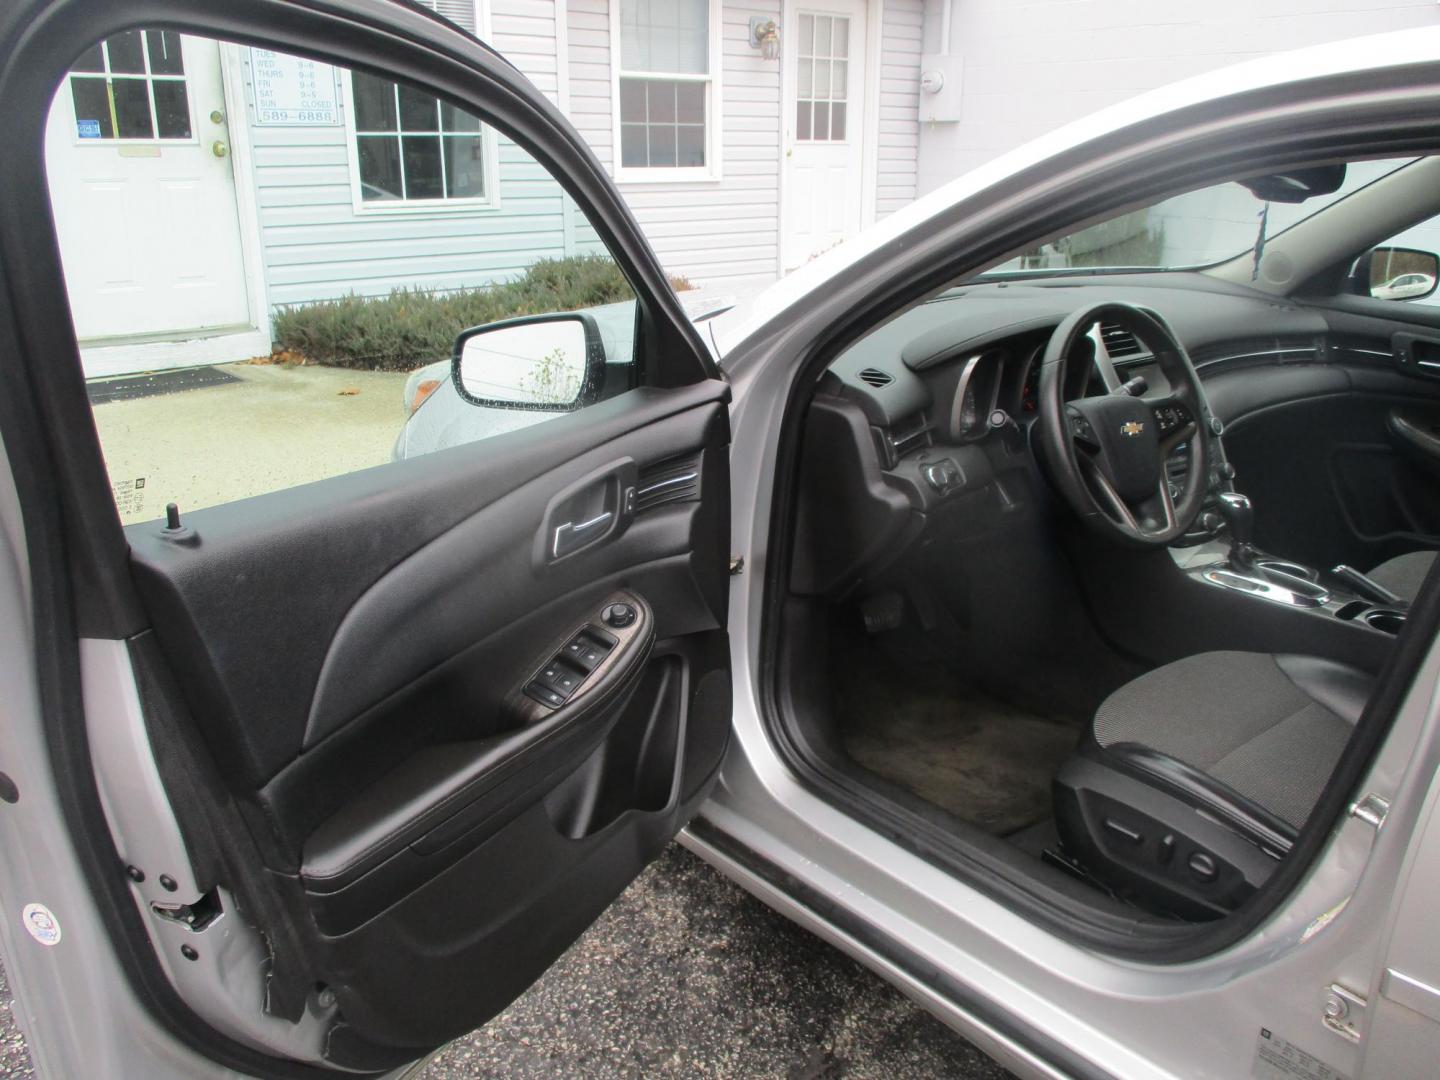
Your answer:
[781,0,867,271]
[44,32,252,351]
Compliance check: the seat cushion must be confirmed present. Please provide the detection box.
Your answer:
[1367,550,1436,602]
[1092,651,1370,830]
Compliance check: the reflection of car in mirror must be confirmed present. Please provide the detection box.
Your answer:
[1374,271,1436,300]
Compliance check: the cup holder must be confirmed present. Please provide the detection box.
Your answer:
[1366,610,1406,635]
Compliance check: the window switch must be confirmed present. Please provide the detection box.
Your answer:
[538,661,582,697]
[562,630,611,672]
[524,682,567,709]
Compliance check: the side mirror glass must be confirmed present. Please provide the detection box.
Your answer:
[452,313,604,410]
[1362,247,1440,302]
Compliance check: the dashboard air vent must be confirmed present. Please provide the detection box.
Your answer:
[1099,322,1143,358]
[857,367,894,388]
[635,453,701,512]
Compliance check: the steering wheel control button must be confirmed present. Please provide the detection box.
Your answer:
[1187,851,1219,883]
[525,682,567,709]
[1209,416,1224,435]
[1152,404,1192,433]
[602,602,637,628]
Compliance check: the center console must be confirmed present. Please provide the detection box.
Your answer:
[1172,489,1409,641]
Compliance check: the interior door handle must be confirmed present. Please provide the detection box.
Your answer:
[1387,409,1440,478]
[552,510,614,558]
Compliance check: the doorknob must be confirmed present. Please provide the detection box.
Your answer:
[212,140,229,158]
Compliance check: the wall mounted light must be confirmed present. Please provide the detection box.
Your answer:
[748,16,780,61]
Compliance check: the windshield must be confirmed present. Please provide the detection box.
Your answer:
[981,157,1420,276]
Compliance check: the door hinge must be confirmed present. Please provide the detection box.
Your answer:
[1349,792,1390,830]
[729,556,745,576]
[1323,983,1367,1042]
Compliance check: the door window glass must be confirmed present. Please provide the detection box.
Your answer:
[44,34,676,526]
[67,30,192,141]
[796,13,849,142]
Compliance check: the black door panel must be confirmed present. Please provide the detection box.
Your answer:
[126,383,726,787]
[124,382,732,1055]
[1205,356,1440,570]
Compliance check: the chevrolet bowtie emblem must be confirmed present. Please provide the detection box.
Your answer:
[1120,421,1145,437]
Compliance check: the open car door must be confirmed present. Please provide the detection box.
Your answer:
[0,0,731,1072]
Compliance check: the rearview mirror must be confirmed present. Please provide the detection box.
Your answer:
[452,313,604,410]
[1358,247,1440,303]
[1238,164,1346,204]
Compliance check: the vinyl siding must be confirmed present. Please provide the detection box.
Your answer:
[916,0,1440,195]
[242,0,925,317]
[568,0,784,289]
[243,1,577,318]
[876,0,922,217]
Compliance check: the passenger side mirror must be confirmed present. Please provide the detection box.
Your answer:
[1355,247,1440,303]
[452,313,605,410]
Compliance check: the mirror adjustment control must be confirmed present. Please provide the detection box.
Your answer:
[603,602,637,628]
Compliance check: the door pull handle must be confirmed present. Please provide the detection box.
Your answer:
[552,511,614,558]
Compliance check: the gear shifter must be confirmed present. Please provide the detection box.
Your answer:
[1217,491,1256,570]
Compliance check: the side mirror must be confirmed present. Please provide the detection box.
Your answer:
[452,313,605,410]
[1356,247,1440,302]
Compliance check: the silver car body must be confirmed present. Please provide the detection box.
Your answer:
[5,22,1440,1080]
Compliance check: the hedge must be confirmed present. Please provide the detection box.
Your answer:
[271,255,691,372]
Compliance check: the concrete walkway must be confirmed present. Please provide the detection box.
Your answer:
[90,362,410,526]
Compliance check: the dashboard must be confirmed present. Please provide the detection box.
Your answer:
[794,269,1383,597]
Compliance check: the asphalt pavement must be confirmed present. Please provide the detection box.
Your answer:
[2,843,1013,1078]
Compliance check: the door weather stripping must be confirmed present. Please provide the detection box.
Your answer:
[80,639,335,1062]
[1348,793,1390,830]
[1322,983,1367,1043]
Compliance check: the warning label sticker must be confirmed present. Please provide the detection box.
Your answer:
[111,477,146,519]
[1253,1028,1350,1080]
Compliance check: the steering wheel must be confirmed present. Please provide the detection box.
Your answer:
[1037,302,1211,547]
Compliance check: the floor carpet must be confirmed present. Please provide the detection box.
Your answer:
[834,633,1083,836]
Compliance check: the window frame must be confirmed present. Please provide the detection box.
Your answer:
[609,0,724,185]
[64,29,199,148]
[341,71,502,216]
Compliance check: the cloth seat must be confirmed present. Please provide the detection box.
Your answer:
[1367,550,1436,603]
[1054,651,1374,916]
[1089,651,1372,833]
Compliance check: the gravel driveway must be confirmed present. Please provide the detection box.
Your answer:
[3,844,1013,1078]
